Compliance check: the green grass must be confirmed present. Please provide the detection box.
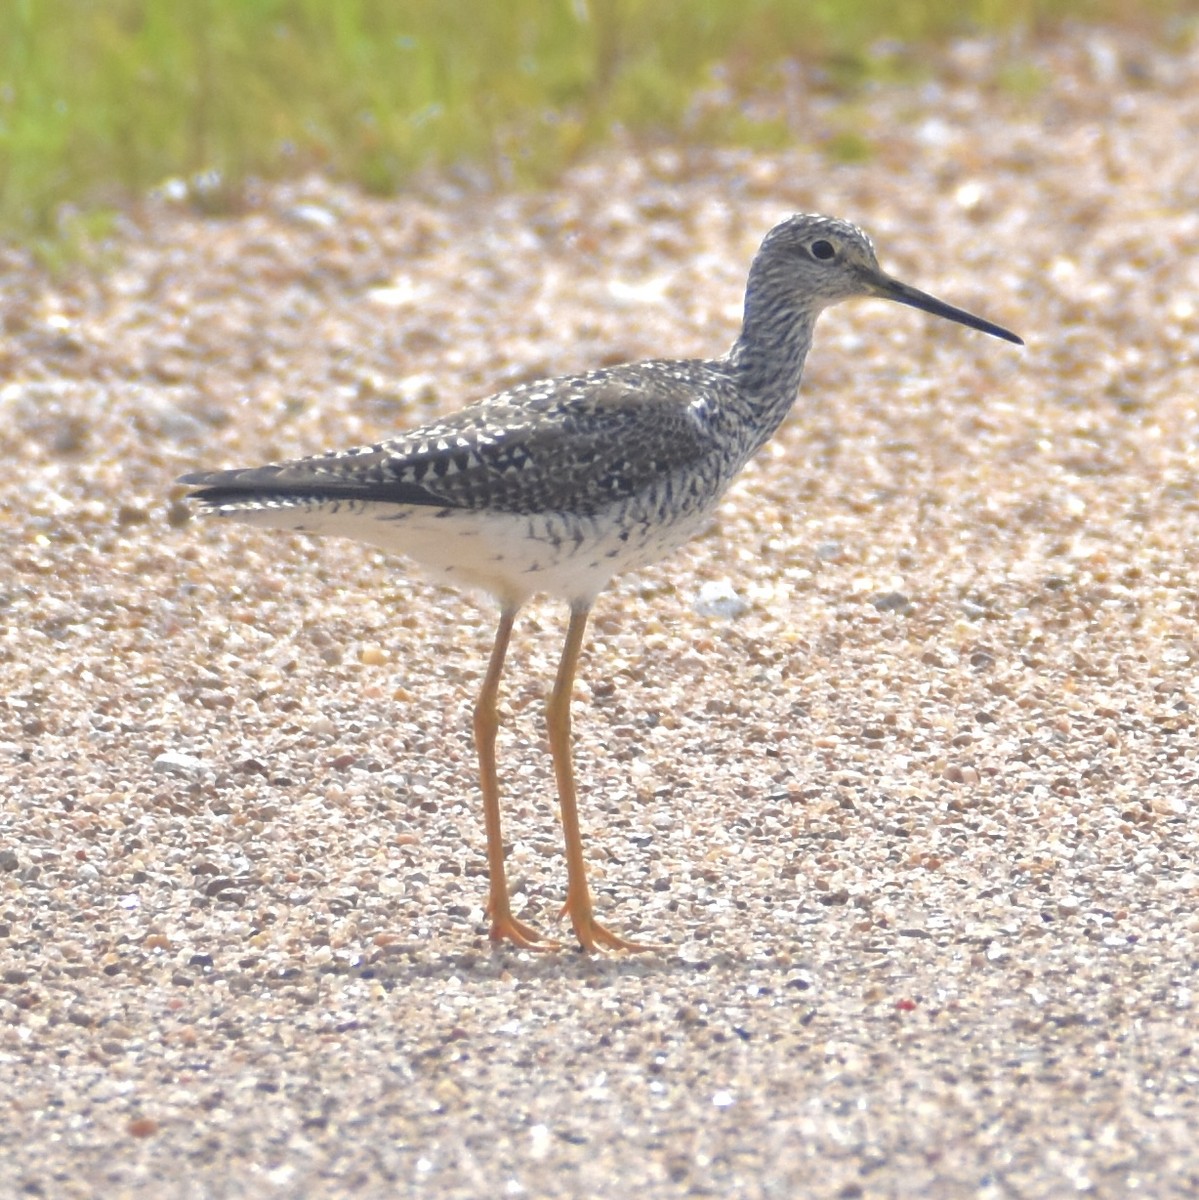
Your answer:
[1,0,1195,241]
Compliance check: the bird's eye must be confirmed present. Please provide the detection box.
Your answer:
[810,240,836,261]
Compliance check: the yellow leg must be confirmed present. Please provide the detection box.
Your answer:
[547,603,656,952]
[474,606,555,949]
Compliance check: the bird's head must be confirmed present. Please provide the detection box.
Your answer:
[752,214,1022,345]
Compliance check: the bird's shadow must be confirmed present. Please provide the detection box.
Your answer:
[353,939,752,989]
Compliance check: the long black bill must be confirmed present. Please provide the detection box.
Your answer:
[870,272,1023,345]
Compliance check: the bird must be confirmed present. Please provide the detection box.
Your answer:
[178,213,1022,952]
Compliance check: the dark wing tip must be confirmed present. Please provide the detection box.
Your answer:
[176,465,297,507]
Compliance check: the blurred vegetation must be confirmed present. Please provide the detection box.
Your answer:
[1,0,1196,240]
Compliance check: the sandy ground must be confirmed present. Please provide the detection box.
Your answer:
[2,25,1199,1200]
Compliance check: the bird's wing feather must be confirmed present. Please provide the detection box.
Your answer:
[180,363,720,516]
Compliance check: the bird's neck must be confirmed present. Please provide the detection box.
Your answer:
[724,291,819,446]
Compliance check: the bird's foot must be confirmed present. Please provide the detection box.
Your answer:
[560,900,660,953]
[488,906,559,951]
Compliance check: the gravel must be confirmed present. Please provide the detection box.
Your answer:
[2,26,1199,1200]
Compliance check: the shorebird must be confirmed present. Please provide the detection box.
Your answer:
[179,213,1022,951]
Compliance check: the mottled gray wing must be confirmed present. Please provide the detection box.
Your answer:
[180,362,718,517]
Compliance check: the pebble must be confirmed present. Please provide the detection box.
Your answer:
[693,580,749,619]
[152,751,207,778]
[871,591,911,614]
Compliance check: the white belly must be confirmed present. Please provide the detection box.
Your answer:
[215,496,711,608]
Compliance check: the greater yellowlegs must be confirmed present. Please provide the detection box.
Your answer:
[179,213,1022,951]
